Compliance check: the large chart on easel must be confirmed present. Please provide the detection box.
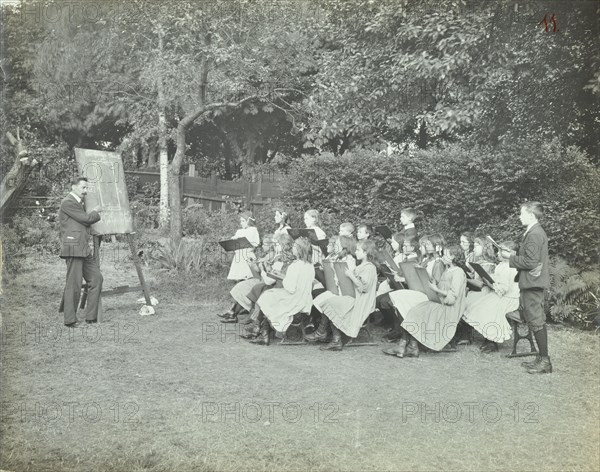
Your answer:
[74,148,134,234]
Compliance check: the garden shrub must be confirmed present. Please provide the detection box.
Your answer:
[547,257,600,328]
[280,140,600,266]
[0,214,59,280]
[182,205,239,241]
[131,201,160,230]
[153,236,230,279]
[10,215,60,255]
[0,226,26,278]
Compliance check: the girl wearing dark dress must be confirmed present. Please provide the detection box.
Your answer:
[383,245,467,358]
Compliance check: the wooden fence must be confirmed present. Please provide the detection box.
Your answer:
[125,169,284,212]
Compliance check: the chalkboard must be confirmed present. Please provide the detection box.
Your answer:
[74,148,134,235]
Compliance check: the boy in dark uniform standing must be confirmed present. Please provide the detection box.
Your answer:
[501,202,552,374]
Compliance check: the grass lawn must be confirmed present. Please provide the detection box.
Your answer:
[1,243,599,472]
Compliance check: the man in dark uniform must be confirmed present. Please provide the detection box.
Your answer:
[59,177,103,327]
[502,201,552,374]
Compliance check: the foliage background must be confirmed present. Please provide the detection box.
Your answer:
[279,141,600,266]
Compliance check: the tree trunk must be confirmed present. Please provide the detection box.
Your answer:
[0,130,37,219]
[169,33,211,243]
[157,24,170,230]
[168,134,184,243]
[146,139,158,167]
[167,34,259,241]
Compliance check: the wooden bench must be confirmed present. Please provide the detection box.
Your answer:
[278,312,309,345]
[505,310,538,358]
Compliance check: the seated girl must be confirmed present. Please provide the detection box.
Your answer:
[453,234,498,344]
[305,239,379,351]
[303,209,327,266]
[378,235,438,342]
[226,210,261,281]
[326,235,338,259]
[249,237,315,346]
[418,233,446,284]
[463,240,519,353]
[311,236,357,316]
[465,235,497,296]
[274,209,291,237]
[339,222,355,238]
[460,232,475,263]
[218,234,275,323]
[241,233,296,338]
[327,235,357,263]
[356,224,374,241]
[376,233,405,297]
[382,245,467,358]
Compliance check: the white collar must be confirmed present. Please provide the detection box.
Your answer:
[404,223,415,229]
[70,192,82,203]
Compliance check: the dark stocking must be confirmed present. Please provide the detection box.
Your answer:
[534,325,549,357]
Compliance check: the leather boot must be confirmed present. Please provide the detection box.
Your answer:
[381,311,402,342]
[250,318,270,345]
[527,356,552,374]
[240,321,260,339]
[381,328,403,343]
[304,315,330,342]
[220,314,238,323]
[402,337,419,358]
[320,325,343,351]
[481,340,498,353]
[521,355,542,369]
[382,337,407,357]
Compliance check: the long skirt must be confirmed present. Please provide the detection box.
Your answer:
[230,278,261,311]
[388,289,429,318]
[463,293,517,343]
[401,301,463,351]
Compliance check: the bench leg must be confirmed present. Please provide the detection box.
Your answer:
[506,319,538,358]
[278,316,308,345]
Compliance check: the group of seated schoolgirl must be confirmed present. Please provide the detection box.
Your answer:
[216,208,520,358]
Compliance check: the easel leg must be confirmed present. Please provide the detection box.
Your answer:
[126,234,152,306]
[93,235,104,322]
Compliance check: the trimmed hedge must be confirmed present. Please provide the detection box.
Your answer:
[279,140,600,267]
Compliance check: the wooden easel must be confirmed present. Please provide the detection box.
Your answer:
[74,233,153,321]
[66,148,155,320]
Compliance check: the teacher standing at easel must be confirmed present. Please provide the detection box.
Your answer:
[58,177,104,327]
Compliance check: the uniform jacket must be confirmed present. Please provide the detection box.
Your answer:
[58,194,101,258]
[509,222,549,290]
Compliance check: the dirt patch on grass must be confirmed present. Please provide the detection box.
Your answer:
[1,247,599,471]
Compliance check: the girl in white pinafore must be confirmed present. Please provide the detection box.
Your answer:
[249,237,315,345]
[303,209,327,266]
[226,211,261,281]
[463,240,520,350]
[465,236,497,301]
[218,235,276,323]
[273,209,291,238]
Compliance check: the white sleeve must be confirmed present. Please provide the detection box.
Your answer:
[282,262,299,294]
[315,227,327,239]
[246,227,260,247]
